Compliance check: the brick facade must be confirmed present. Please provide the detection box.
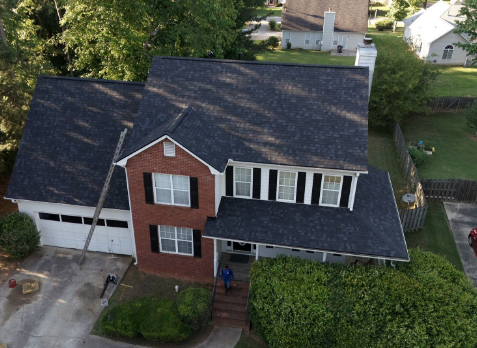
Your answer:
[126,139,215,283]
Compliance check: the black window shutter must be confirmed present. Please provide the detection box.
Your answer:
[339,176,353,208]
[149,225,159,253]
[190,177,199,209]
[225,166,234,197]
[252,168,261,199]
[193,230,202,258]
[311,173,322,205]
[296,172,306,203]
[143,173,154,204]
[268,170,278,201]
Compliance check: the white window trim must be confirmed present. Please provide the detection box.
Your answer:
[315,33,322,45]
[158,225,194,256]
[319,174,343,207]
[233,167,253,199]
[153,173,191,207]
[304,33,311,45]
[276,170,298,203]
[442,45,453,60]
[285,32,291,43]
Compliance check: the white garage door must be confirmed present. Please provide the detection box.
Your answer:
[38,213,133,255]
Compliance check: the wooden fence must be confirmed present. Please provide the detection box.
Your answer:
[428,96,476,113]
[421,179,477,204]
[394,123,428,232]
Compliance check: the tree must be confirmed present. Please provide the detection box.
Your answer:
[368,44,440,128]
[406,0,423,14]
[454,0,477,65]
[465,102,477,136]
[267,36,279,51]
[388,0,408,32]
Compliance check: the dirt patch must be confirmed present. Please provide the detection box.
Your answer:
[0,174,18,218]
[468,135,477,142]
[0,247,25,285]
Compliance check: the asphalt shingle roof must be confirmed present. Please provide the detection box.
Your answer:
[6,76,144,210]
[281,0,369,33]
[120,57,370,172]
[204,167,409,260]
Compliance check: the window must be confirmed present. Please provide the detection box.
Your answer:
[163,142,175,157]
[39,213,60,221]
[304,33,311,45]
[61,215,82,224]
[442,45,453,60]
[106,220,128,228]
[159,225,193,255]
[333,35,339,46]
[234,167,252,198]
[320,175,342,206]
[315,33,323,45]
[153,174,190,206]
[285,32,291,43]
[277,171,297,202]
[84,218,105,226]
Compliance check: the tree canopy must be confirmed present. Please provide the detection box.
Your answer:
[454,0,477,65]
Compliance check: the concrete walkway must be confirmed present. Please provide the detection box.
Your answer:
[251,16,282,41]
[444,202,477,285]
[195,327,242,348]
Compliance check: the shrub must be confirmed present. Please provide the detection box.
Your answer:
[250,250,477,348]
[407,146,427,167]
[176,288,212,329]
[464,102,477,136]
[140,299,192,342]
[0,212,40,258]
[267,36,280,50]
[375,19,394,31]
[286,42,291,50]
[277,23,281,31]
[268,19,276,30]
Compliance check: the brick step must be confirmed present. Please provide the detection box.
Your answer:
[214,309,247,321]
[216,285,249,296]
[213,316,250,331]
[214,293,248,305]
[213,301,247,312]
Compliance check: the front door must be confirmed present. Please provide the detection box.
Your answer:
[233,242,252,253]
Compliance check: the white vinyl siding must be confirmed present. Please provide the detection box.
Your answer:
[159,225,193,255]
[234,167,252,198]
[277,171,297,202]
[304,33,311,45]
[320,175,342,207]
[153,174,190,206]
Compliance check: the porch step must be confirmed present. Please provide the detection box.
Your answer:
[213,316,250,331]
[214,309,247,321]
[214,300,248,312]
[215,293,248,305]
[213,280,250,330]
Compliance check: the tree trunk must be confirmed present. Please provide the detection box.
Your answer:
[0,15,8,47]
[54,0,73,75]
[423,0,428,9]
[393,21,397,33]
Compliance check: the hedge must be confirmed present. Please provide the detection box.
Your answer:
[0,212,40,258]
[250,249,477,348]
[375,19,394,31]
[176,288,212,329]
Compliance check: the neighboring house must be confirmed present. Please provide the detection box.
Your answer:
[6,45,409,283]
[280,0,368,51]
[403,0,475,66]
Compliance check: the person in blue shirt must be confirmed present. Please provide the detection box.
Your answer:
[220,264,234,294]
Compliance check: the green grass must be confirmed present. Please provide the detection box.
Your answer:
[405,202,464,272]
[255,6,282,17]
[256,49,355,65]
[400,112,477,180]
[434,66,477,97]
[368,5,390,18]
[235,330,268,348]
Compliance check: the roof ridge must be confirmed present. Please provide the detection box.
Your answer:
[167,106,191,134]
[39,75,146,86]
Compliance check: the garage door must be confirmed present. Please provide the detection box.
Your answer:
[38,212,133,255]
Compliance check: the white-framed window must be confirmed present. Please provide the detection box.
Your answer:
[333,34,339,46]
[164,142,175,157]
[159,225,193,255]
[153,173,190,206]
[234,167,252,198]
[277,171,297,202]
[320,175,342,207]
[285,32,291,43]
[304,33,311,45]
[315,33,323,45]
[442,45,454,60]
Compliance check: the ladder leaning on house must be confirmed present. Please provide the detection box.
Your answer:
[78,129,128,265]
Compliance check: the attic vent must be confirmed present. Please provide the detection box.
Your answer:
[164,142,175,157]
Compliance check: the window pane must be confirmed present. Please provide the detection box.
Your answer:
[173,190,190,205]
[160,226,175,239]
[154,174,171,189]
[236,182,251,196]
[177,228,193,241]
[156,188,172,203]
[235,168,251,182]
[278,172,296,201]
[161,239,176,252]
[278,186,294,201]
[322,190,339,205]
[172,175,189,191]
[178,241,192,254]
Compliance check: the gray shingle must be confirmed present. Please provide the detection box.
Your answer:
[6,76,144,210]
[204,167,409,260]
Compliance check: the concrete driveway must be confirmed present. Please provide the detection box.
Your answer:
[251,16,282,41]
[0,246,132,348]
[444,202,477,285]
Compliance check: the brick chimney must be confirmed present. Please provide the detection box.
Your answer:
[355,42,377,98]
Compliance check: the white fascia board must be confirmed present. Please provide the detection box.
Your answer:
[114,135,221,175]
[227,159,368,175]
[202,236,409,262]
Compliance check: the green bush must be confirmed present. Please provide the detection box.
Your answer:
[286,42,291,50]
[407,146,427,167]
[268,19,276,30]
[176,288,212,329]
[0,212,40,258]
[250,250,477,348]
[140,299,192,342]
[375,19,394,31]
[267,36,280,50]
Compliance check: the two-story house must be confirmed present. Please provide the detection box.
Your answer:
[5,46,409,284]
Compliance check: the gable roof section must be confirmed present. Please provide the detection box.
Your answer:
[121,57,370,173]
[403,9,425,26]
[6,76,144,210]
[281,0,368,33]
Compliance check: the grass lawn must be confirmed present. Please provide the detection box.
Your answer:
[91,264,213,347]
[434,66,477,97]
[368,5,390,18]
[234,330,268,348]
[400,112,477,180]
[255,6,282,17]
[406,202,464,272]
[368,129,409,209]
[256,49,355,65]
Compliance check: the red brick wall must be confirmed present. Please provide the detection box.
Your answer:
[126,139,215,283]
